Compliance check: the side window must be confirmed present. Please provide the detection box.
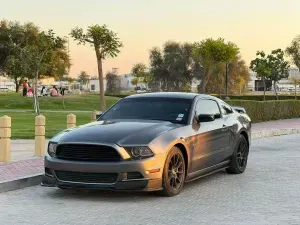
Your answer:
[220,103,234,116]
[195,99,221,118]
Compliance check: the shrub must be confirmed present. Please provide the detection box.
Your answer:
[226,100,300,123]
[105,94,131,98]
[227,95,298,101]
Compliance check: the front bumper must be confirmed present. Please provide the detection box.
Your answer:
[41,154,165,192]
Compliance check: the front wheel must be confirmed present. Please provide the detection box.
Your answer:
[160,146,186,197]
[226,134,249,174]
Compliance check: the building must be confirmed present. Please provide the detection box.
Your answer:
[90,78,107,93]
[247,67,300,91]
[0,76,15,91]
[289,67,300,78]
[119,73,148,91]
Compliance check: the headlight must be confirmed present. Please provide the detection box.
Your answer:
[48,142,57,157]
[125,147,154,159]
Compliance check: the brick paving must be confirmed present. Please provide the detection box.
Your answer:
[1,134,300,225]
[0,118,300,185]
[0,158,43,182]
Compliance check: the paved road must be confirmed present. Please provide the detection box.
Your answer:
[1,134,300,225]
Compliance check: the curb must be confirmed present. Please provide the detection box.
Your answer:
[251,128,300,140]
[0,173,43,193]
[1,128,300,193]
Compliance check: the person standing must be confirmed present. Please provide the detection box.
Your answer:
[41,86,48,96]
[22,80,28,97]
[60,86,65,96]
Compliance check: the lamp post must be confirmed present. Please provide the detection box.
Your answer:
[225,63,230,99]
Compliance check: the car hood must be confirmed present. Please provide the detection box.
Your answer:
[53,119,181,146]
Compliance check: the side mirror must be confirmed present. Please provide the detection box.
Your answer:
[197,114,215,123]
[96,113,103,120]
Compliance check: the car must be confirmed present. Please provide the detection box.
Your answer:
[41,92,251,197]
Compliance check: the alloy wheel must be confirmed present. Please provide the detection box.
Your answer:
[168,153,185,190]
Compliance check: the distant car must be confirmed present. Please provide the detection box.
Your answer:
[41,92,251,197]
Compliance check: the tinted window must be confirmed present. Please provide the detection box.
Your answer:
[100,97,193,124]
[195,99,221,117]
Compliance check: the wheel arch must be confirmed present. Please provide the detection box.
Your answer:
[239,130,250,148]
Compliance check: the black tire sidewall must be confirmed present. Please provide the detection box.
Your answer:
[234,135,249,173]
[227,134,249,174]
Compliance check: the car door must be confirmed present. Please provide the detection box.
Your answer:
[218,101,237,162]
[190,98,227,172]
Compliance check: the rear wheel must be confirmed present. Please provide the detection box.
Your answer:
[57,186,68,190]
[160,146,186,197]
[226,134,249,174]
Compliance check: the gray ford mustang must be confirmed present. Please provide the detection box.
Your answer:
[41,92,251,197]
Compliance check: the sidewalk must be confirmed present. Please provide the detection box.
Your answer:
[1,118,300,193]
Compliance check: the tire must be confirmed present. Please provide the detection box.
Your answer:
[226,134,249,174]
[159,146,186,197]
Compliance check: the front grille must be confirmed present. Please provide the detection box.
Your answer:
[56,144,121,162]
[55,171,118,184]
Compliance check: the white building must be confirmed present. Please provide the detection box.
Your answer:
[0,76,16,91]
[289,67,300,78]
[90,78,107,93]
[119,73,148,91]
[247,67,300,91]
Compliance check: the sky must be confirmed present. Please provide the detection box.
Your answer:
[1,0,299,77]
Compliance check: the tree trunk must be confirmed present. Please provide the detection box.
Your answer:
[200,68,213,94]
[14,78,23,93]
[34,70,40,115]
[295,84,297,100]
[14,78,19,93]
[263,77,266,101]
[200,79,205,94]
[96,53,106,112]
[273,81,278,100]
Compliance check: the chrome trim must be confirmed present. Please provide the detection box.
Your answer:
[53,171,117,185]
[56,141,131,160]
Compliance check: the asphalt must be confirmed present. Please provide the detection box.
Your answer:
[1,134,300,225]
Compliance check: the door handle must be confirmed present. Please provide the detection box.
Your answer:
[222,124,228,131]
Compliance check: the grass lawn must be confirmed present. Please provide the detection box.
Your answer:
[0,92,121,139]
[0,111,94,139]
[0,92,120,111]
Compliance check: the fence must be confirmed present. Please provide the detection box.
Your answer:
[0,111,99,162]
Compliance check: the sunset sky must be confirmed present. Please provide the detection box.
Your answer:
[1,0,299,77]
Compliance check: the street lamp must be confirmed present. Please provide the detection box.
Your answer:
[225,63,230,99]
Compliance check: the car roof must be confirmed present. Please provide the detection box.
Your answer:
[125,92,212,100]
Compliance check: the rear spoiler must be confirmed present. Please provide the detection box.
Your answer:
[232,106,246,114]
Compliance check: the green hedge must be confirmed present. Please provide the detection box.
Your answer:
[226,100,300,123]
[105,94,131,98]
[227,95,298,101]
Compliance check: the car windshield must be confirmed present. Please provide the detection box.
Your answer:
[100,97,193,124]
